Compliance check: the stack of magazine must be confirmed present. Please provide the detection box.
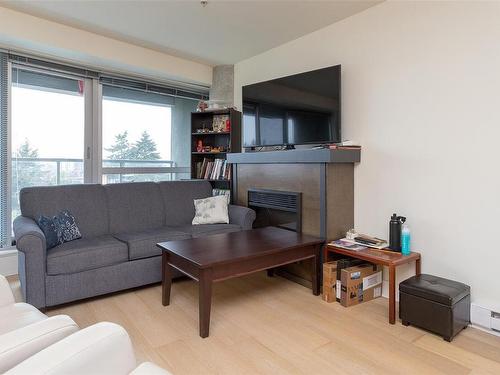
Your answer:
[329,239,367,252]
[331,234,388,250]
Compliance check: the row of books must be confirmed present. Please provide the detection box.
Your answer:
[212,188,230,201]
[195,158,231,180]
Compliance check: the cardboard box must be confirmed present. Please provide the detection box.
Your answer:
[340,263,382,307]
[322,261,337,303]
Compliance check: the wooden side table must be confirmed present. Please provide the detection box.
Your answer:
[325,245,421,324]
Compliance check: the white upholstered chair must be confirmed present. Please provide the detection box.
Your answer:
[0,275,79,372]
[6,322,171,375]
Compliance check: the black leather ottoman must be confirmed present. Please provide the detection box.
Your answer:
[399,274,470,342]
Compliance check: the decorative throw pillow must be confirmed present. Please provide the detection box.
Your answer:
[56,210,82,242]
[36,215,63,250]
[192,195,229,225]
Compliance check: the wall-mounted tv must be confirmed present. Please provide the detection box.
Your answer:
[242,65,341,148]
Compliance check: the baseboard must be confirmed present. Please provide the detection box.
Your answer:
[0,249,18,276]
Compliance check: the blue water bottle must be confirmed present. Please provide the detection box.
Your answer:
[401,224,411,255]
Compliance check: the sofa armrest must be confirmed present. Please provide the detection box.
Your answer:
[6,322,137,375]
[0,315,79,373]
[0,275,15,307]
[13,216,46,253]
[12,216,47,309]
[228,204,256,230]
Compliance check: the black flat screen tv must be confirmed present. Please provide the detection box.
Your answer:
[242,65,341,148]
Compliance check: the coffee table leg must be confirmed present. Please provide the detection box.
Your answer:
[311,245,321,296]
[162,252,172,306]
[199,268,213,338]
[389,265,396,324]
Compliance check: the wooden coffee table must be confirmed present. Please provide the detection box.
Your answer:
[157,226,323,338]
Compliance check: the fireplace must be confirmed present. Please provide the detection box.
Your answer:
[247,188,302,232]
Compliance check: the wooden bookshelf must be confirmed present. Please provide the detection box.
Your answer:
[191,108,241,199]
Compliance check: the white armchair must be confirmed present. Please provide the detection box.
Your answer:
[6,322,171,375]
[0,275,79,372]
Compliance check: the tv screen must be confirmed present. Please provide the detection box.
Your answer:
[242,65,341,147]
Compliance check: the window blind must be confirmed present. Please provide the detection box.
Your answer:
[100,76,208,102]
[11,68,83,95]
[102,85,175,107]
[0,53,9,247]
[7,52,209,101]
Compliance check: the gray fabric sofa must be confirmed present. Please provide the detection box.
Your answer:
[13,180,256,309]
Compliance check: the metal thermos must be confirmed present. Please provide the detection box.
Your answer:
[389,213,406,251]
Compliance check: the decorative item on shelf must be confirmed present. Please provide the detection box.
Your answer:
[206,99,232,111]
[203,146,211,153]
[197,100,208,112]
[196,140,203,152]
[225,118,231,132]
[212,114,229,132]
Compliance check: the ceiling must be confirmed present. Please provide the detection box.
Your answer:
[0,0,381,66]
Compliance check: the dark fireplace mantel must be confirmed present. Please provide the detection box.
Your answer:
[227,148,360,164]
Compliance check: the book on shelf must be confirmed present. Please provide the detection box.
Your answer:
[329,140,361,150]
[212,188,230,202]
[196,157,231,181]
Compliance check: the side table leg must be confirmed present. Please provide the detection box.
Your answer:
[311,245,321,296]
[323,246,329,263]
[162,252,172,306]
[389,265,396,324]
[416,258,421,276]
[199,268,213,338]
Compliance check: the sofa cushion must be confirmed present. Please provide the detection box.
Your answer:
[104,182,165,234]
[173,224,241,238]
[46,236,128,276]
[114,227,191,260]
[20,184,109,237]
[157,181,212,226]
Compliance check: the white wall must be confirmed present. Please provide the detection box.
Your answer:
[235,1,500,312]
[0,6,212,86]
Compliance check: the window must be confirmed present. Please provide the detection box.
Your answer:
[0,53,8,247]
[0,53,207,247]
[101,85,195,183]
[11,68,87,230]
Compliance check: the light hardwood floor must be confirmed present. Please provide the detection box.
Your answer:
[10,273,500,374]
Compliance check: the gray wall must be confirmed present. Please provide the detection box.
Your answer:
[171,97,197,169]
[209,65,234,106]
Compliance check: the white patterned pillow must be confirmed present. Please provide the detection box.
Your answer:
[56,210,82,242]
[192,195,229,225]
